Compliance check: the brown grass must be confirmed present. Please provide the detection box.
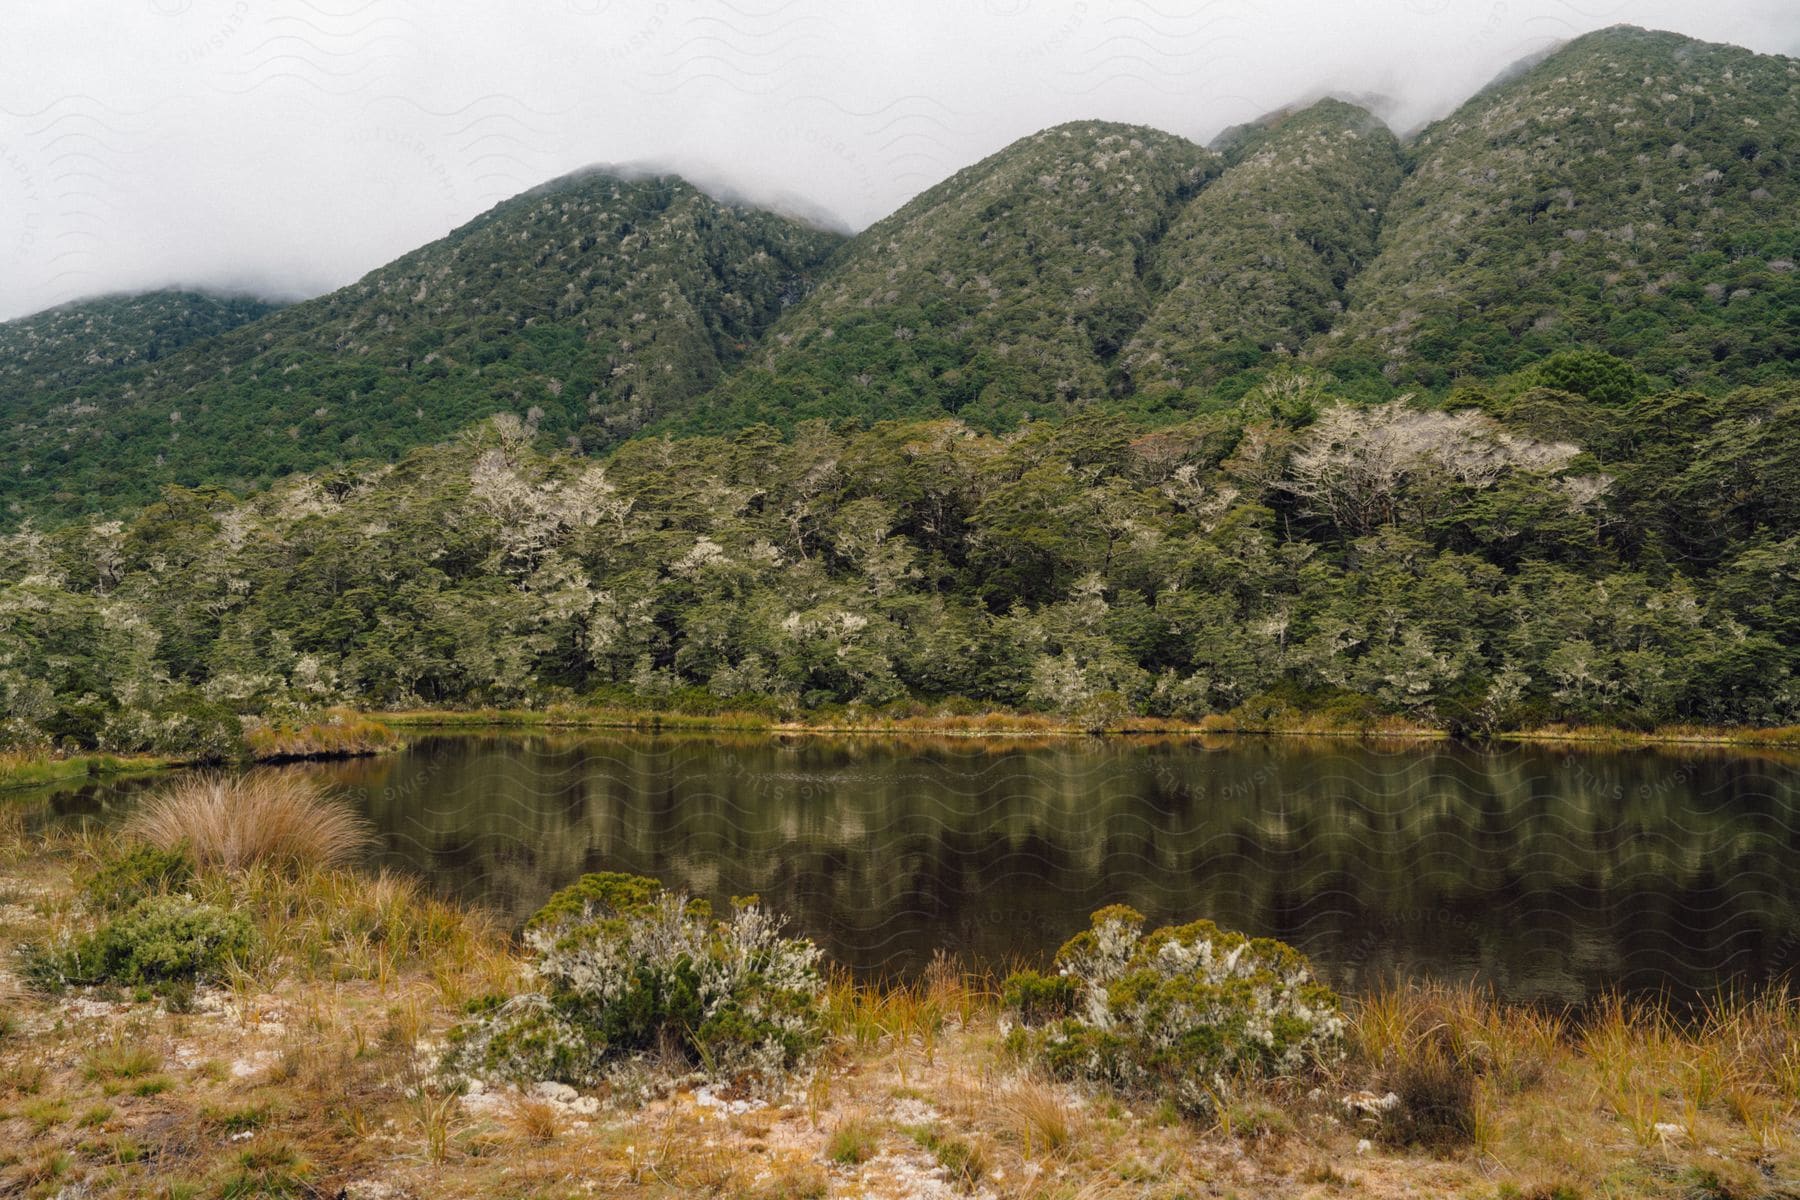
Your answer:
[243,710,399,761]
[125,771,374,872]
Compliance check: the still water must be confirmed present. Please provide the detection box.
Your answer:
[41,731,1800,1002]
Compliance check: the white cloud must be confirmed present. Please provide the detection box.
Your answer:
[0,0,1792,320]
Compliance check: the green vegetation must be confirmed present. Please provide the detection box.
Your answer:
[443,871,825,1089]
[1332,27,1800,391]
[77,843,195,913]
[685,120,1215,432]
[1004,907,1344,1115]
[1121,99,1403,395]
[21,895,255,990]
[0,174,842,522]
[0,289,279,404]
[5,366,1799,742]
[0,26,1795,751]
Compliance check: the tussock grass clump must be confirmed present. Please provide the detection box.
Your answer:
[1351,983,1552,1152]
[824,1114,880,1164]
[127,771,373,872]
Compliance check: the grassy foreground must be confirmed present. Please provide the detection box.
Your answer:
[1,795,1797,1199]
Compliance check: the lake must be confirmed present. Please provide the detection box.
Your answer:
[37,731,1800,1003]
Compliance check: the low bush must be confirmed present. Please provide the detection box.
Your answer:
[1001,969,1078,1024]
[1003,905,1344,1114]
[126,771,373,871]
[443,872,825,1091]
[21,895,255,990]
[79,842,195,912]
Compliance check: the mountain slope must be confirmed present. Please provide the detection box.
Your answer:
[0,289,280,406]
[1118,99,1403,394]
[1322,26,1800,389]
[680,121,1217,432]
[0,172,842,521]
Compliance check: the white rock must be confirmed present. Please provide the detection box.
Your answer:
[531,1081,579,1105]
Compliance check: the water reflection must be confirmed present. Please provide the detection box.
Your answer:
[44,732,1800,1002]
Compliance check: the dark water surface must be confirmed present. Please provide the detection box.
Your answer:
[41,731,1800,1002]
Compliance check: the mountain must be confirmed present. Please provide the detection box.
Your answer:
[3,26,1798,530]
[1118,98,1404,394]
[0,172,843,521]
[0,289,280,405]
[677,121,1217,432]
[1323,26,1800,389]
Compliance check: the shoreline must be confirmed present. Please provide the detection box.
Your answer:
[6,710,1795,797]
[370,705,1800,749]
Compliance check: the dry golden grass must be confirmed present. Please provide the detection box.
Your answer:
[1000,1076,1084,1157]
[243,710,399,761]
[126,770,374,871]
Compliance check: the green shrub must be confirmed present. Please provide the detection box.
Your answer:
[443,872,824,1091]
[1000,969,1078,1024]
[1005,905,1344,1115]
[78,843,194,912]
[21,896,255,990]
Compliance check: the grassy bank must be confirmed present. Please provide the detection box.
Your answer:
[1499,722,1800,749]
[373,703,1800,748]
[373,704,1451,740]
[0,751,180,794]
[0,715,402,796]
[0,781,1795,1199]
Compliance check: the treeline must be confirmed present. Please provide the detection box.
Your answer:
[2,354,1797,754]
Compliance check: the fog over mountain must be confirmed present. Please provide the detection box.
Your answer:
[1,0,1795,321]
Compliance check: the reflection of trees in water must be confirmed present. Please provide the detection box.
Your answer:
[322,734,1800,1000]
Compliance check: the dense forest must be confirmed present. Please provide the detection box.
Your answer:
[1,25,1798,753]
[3,356,1797,754]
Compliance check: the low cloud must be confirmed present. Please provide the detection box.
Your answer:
[0,0,1792,320]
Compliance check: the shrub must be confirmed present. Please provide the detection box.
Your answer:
[443,872,824,1091]
[98,690,246,762]
[22,895,255,989]
[79,843,195,912]
[1001,970,1078,1024]
[126,772,373,871]
[1003,905,1344,1115]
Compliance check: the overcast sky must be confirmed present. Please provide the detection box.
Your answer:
[1,0,1794,322]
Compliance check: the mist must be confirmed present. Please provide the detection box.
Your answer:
[2,0,1794,322]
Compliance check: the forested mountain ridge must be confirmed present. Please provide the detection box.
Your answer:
[678,121,1218,433]
[1119,99,1404,395]
[0,289,280,409]
[5,24,1800,750]
[1,25,1797,534]
[0,173,844,522]
[1323,26,1800,389]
